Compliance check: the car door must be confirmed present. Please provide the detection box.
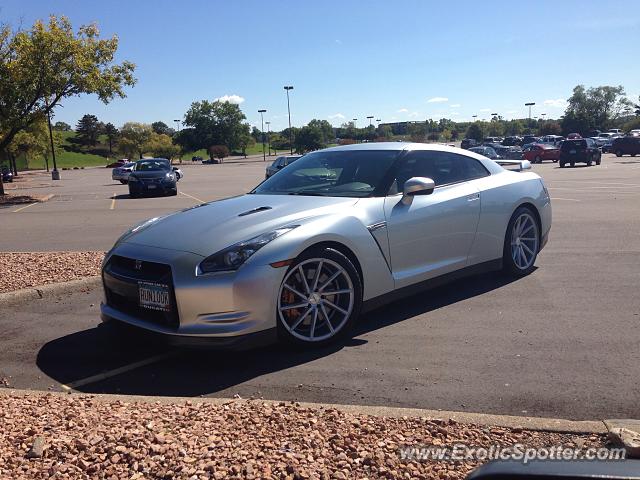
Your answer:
[383,150,486,289]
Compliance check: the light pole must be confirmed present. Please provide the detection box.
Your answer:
[284,86,294,154]
[258,109,267,161]
[367,115,374,127]
[376,118,381,127]
[173,119,181,132]
[265,121,271,156]
[525,102,535,126]
[44,97,60,180]
[472,115,478,121]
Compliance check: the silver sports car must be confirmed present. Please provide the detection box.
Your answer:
[101,143,551,347]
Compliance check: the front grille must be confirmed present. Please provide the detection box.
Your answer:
[103,255,178,329]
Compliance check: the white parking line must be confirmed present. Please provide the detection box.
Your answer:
[12,202,38,213]
[60,352,177,390]
[110,192,116,210]
[551,197,581,202]
[180,191,206,203]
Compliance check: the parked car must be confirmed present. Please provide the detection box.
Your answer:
[611,136,640,157]
[265,155,302,179]
[112,162,136,184]
[502,136,522,146]
[106,159,129,168]
[127,158,179,197]
[191,156,203,162]
[608,128,623,135]
[482,143,522,160]
[566,133,582,139]
[483,136,503,144]
[539,135,564,146]
[629,129,640,137]
[1,165,13,183]
[521,135,541,147]
[460,138,478,149]
[469,146,500,159]
[101,142,551,347]
[522,143,560,163]
[559,138,601,167]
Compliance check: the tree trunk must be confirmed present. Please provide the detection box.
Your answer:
[0,173,4,195]
[10,154,18,176]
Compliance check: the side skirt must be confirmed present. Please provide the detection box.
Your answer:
[361,258,503,314]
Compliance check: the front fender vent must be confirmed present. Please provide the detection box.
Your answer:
[238,206,272,217]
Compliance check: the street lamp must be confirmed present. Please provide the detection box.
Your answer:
[284,86,294,154]
[44,97,60,180]
[525,102,535,124]
[258,109,267,162]
[173,119,181,132]
[265,121,271,156]
[472,115,478,121]
[376,118,381,127]
[366,115,374,127]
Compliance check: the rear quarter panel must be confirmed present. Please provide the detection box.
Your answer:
[468,171,551,265]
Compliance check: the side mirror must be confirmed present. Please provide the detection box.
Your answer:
[402,177,435,205]
[172,167,179,171]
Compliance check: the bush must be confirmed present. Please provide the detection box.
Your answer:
[209,145,230,163]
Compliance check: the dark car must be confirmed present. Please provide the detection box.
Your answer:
[460,138,478,149]
[559,138,601,167]
[191,156,203,162]
[469,146,500,159]
[128,158,178,197]
[265,155,302,179]
[1,165,13,183]
[521,135,541,146]
[611,136,640,157]
[502,136,522,146]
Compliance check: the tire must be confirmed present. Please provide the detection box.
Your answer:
[277,247,362,347]
[586,157,593,166]
[615,150,623,157]
[632,154,637,157]
[570,160,575,168]
[120,180,127,184]
[129,192,137,198]
[596,156,601,165]
[559,161,565,168]
[503,206,540,277]
[534,156,541,164]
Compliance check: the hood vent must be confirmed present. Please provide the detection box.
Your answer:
[238,206,272,217]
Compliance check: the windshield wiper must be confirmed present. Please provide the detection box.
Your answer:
[287,192,327,196]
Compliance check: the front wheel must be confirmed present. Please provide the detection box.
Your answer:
[534,156,541,164]
[503,207,540,277]
[616,150,623,157]
[277,247,362,347]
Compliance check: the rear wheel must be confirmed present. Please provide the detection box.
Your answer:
[120,180,127,184]
[534,156,541,164]
[615,150,623,157]
[596,155,601,165]
[277,247,362,347]
[570,160,576,167]
[503,207,540,277]
[586,156,593,166]
[559,161,565,168]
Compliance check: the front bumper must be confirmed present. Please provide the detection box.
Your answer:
[128,179,176,195]
[100,243,286,344]
[112,172,130,181]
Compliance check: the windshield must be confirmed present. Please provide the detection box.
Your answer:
[135,160,170,171]
[252,149,399,197]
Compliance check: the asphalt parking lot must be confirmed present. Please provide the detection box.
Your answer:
[1,153,639,420]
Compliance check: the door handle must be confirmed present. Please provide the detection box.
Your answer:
[467,193,480,201]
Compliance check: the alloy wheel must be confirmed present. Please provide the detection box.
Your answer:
[278,258,354,342]
[510,213,539,271]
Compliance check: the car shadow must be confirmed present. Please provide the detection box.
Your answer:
[36,270,522,397]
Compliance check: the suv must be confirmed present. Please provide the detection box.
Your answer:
[611,136,640,157]
[559,138,601,167]
[460,138,478,149]
[265,155,302,178]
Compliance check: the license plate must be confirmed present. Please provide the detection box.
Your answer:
[147,184,157,189]
[570,149,576,154]
[138,281,171,311]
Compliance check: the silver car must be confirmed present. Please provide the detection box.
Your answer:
[265,155,302,179]
[101,143,551,348]
[112,162,135,184]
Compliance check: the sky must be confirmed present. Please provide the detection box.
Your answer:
[2,0,640,131]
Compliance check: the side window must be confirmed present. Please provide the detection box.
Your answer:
[391,151,489,193]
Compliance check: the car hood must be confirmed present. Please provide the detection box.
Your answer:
[122,194,359,256]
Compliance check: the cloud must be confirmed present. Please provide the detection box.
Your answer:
[506,110,518,114]
[543,98,567,108]
[328,113,345,120]
[215,94,245,104]
[427,97,448,103]
[397,108,409,113]
[335,39,342,44]
[408,111,421,118]
[451,112,460,116]
[479,108,491,112]
[449,103,461,108]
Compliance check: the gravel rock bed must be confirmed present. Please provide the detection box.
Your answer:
[0,252,104,293]
[0,393,605,479]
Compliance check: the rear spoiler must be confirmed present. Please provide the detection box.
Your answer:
[495,159,531,171]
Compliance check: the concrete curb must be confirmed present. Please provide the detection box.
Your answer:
[0,276,101,306]
[0,388,606,434]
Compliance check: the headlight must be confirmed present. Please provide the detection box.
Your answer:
[198,226,298,274]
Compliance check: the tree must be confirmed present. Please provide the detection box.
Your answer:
[466,123,484,141]
[377,124,392,139]
[6,117,50,173]
[145,132,180,160]
[308,119,334,144]
[209,145,229,163]
[0,15,136,155]
[539,121,562,136]
[151,121,173,136]
[294,124,324,153]
[180,100,248,152]
[103,122,118,154]
[237,128,255,157]
[75,114,101,146]
[53,121,71,131]
[561,84,632,135]
[119,122,152,159]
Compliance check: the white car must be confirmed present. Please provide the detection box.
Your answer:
[112,162,136,184]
